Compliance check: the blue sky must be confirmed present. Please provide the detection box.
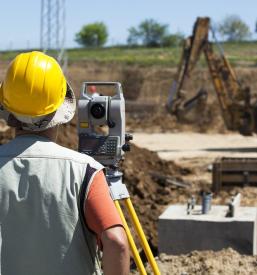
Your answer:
[0,0,256,50]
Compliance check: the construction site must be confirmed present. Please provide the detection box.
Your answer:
[1,1,257,274]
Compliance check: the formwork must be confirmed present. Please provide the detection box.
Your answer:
[212,157,257,193]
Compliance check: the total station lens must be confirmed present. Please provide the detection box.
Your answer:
[90,103,105,119]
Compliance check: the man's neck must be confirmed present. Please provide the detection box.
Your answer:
[15,127,59,142]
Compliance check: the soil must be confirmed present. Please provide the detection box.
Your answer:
[121,144,187,250]
[133,248,257,275]
[126,106,227,134]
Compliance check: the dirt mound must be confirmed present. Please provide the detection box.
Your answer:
[126,106,227,134]
[132,248,257,274]
[64,62,257,134]
[121,144,193,250]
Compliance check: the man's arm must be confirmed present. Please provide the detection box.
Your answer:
[84,170,130,274]
[101,226,130,275]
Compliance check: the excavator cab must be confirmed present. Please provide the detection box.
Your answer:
[167,17,255,135]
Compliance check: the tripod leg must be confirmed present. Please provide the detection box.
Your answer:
[114,200,147,275]
[124,198,161,275]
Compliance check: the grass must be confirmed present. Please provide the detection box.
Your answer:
[0,41,256,67]
[68,46,182,66]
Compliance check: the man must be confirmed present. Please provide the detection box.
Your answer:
[0,51,129,275]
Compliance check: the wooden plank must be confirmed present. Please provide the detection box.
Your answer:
[212,162,222,192]
[220,174,257,183]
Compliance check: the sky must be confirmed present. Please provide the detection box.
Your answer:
[0,0,256,50]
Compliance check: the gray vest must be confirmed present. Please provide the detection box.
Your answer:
[0,135,104,275]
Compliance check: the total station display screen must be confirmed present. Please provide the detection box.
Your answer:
[79,135,117,157]
[79,136,105,152]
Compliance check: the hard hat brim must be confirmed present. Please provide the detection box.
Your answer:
[0,83,76,131]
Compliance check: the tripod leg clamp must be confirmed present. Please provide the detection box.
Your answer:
[109,182,130,200]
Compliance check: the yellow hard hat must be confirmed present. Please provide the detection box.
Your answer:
[0,51,66,117]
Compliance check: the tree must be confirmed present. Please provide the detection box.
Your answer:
[75,22,108,47]
[218,15,251,41]
[127,27,140,46]
[162,33,184,47]
[127,19,169,47]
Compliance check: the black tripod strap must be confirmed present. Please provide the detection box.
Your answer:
[78,165,100,268]
[79,164,97,232]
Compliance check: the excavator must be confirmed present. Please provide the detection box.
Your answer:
[167,17,256,136]
[167,18,257,192]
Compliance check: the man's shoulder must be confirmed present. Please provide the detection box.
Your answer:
[47,142,104,169]
[0,136,104,170]
[52,142,90,161]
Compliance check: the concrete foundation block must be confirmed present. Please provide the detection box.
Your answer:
[158,205,257,255]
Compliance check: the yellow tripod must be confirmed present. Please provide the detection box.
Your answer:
[107,168,161,275]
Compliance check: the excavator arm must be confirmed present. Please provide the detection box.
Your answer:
[167,17,210,118]
[204,42,254,135]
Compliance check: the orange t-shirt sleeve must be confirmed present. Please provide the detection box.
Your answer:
[84,170,123,239]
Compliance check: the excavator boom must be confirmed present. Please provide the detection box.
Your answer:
[167,17,210,116]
